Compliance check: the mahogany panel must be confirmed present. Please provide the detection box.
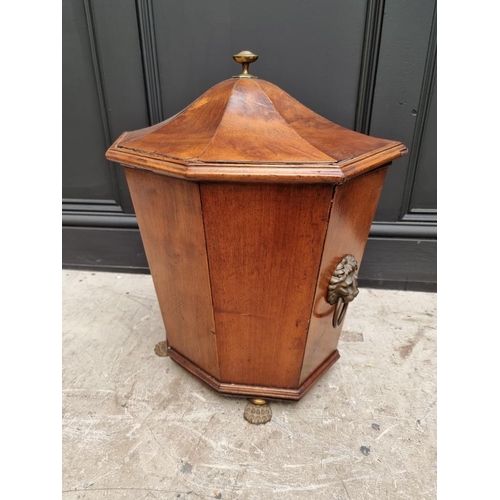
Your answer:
[124,168,219,378]
[299,166,389,384]
[105,75,407,184]
[201,183,333,388]
[198,79,334,163]
[119,80,235,159]
[167,344,339,401]
[257,79,394,162]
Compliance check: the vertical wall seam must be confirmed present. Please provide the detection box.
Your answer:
[296,185,336,386]
[83,0,122,207]
[136,0,164,124]
[399,3,437,219]
[198,183,221,380]
[355,0,386,134]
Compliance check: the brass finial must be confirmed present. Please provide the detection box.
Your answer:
[232,50,259,79]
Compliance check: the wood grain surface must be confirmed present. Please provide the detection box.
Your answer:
[201,183,333,388]
[124,168,220,378]
[114,75,404,397]
[257,79,392,162]
[299,166,389,384]
[106,78,406,183]
[118,80,235,159]
[197,80,334,163]
[167,344,339,401]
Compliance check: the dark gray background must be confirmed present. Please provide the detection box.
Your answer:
[62,0,436,291]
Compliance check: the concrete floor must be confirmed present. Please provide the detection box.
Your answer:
[62,270,436,500]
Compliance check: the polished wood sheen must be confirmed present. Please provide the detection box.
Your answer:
[124,168,219,378]
[106,65,406,402]
[167,344,340,401]
[106,79,407,183]
[299,166,389,384]
[201,183,333,388]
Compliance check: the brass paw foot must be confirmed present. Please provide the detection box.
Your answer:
[154,341,169,357]
[243,398,272,425]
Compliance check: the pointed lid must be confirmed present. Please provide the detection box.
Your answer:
[106,51,407,183]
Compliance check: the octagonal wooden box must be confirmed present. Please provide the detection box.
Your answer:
[106,53,406,403]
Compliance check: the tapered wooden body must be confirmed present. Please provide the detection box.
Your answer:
[107,73,406,400]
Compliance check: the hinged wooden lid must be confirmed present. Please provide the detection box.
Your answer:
[106,52,407,183]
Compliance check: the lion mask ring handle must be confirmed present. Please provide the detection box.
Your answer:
[326,255,359,328]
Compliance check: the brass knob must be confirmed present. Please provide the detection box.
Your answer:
[232,50,259,79]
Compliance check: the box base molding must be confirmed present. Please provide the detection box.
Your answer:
[167,345,340,401]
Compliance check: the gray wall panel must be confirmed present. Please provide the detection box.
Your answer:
[361,237,436,286]
[63,0,437,290]
[153,0,367,129]
[63,0,150,212]
[409,65,437,212]
[370,0,436,221]
[62,0,116,202]
[63,227,148,272]
[91,0,149,141]
[90,0,150,213]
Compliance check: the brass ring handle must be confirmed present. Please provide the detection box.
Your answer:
[327,255,359,329]
[332,296,349,328]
